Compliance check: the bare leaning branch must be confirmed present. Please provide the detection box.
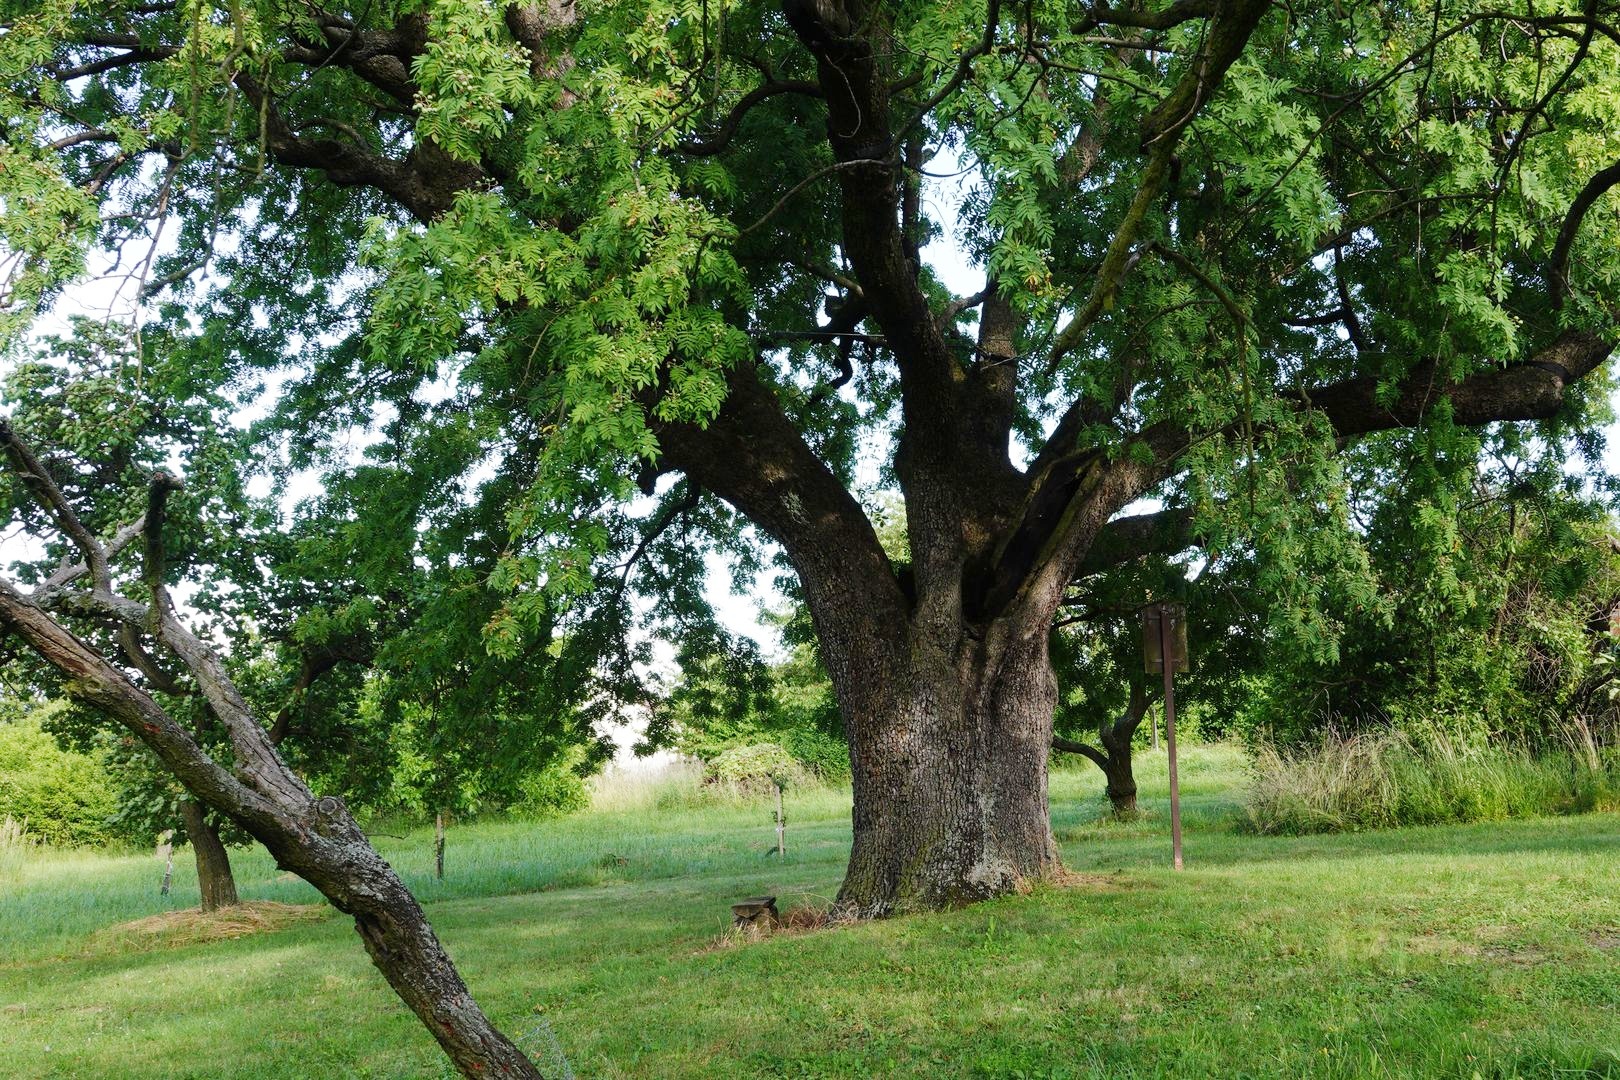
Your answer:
[0,425,547,1080]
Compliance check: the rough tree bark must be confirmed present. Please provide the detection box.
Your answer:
[0,424,543,1080]
[835,630,1061,914]
[178,799,240,911]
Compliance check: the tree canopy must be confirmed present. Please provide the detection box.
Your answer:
[5,0,1620,917]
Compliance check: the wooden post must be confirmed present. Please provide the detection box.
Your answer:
[157,831,174,896]
[1159,608,1184,872]
[1143,602,1187,871]
[434,811,445,881]
[777,784,786,857]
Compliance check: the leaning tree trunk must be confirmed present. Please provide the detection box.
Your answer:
[0,586,544,1079]
[835,630,1061,917]
[0,434,543,1080]
[178,798,239,911]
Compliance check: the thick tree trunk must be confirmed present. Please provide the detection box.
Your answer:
[1100,742,1138,816]
[178,799,239,911]
[835,631,1060,917]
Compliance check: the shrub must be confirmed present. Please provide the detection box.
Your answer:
[781,728,850,782]
[706,743,805,791]
[0,719,122,847]
[1242,732,1620,835]
[511,759,590,820]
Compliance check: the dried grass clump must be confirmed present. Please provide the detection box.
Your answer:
[701,901,843,952]
[87,901,328,953]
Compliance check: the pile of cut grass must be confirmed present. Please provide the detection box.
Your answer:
[83,901,329,954]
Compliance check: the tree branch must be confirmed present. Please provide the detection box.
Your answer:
[1075,506,1198,576]
[1052,735,1108,768]
[1073,0,1220,34]
[1549,159,1620,305]
[1045,0,1270,372]
[0,420,109,591]
[35,514,145,596]
[677,79,824,156]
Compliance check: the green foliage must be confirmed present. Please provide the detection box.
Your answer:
[705,741,802,790]
[649,633,847,781]
[1226,445,1620,751]
[0,702,122,847]
[511,757,591,820]
[1243,733,1620,835]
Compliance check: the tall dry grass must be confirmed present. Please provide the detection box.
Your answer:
[1242,732,1620,834]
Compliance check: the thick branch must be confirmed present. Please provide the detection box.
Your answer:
[1303,330,1613,437]
[0,579,274,820]
[654,361,909,727]
[143,471,181,619]
[1549,159,1620,305]
[0,420,109,590]
[1074,0,1219,34]
[1075,506,1197,576]
[785,1,965,449]
[1051,735,1108,768]
[237,74,480,224]
[999,330,1610,639]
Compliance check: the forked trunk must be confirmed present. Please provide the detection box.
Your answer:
[1054,685,1149,817]
[835,632,1060,916]
[178,799,239,911]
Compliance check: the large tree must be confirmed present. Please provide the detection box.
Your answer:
[4,0,1620,924]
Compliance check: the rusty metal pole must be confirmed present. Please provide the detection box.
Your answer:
[1159,604,1184,871]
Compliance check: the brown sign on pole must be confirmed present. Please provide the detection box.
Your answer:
[1141,602,1187,871]
[1141,603,1189,674]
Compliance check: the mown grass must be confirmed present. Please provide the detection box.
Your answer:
[2,745,1617,1078]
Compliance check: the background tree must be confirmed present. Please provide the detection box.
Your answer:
[1230,432,1620,750]
[5,0,1620,921]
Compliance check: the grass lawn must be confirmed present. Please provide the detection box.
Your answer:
[1,745,1617,1078]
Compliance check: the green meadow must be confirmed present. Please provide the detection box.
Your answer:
[2,747,1617,1079]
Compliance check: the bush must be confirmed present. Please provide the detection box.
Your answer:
[1242,732,1620,835]
[706,743,805,791]
[781,728,850,782]
[0,719,122,847]
[511,759,590,820]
